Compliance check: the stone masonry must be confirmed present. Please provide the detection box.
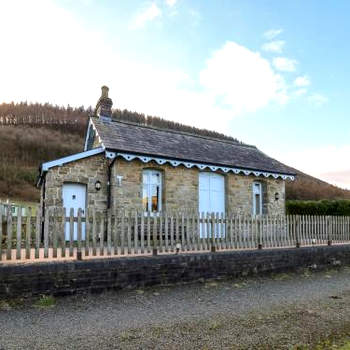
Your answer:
[0,245,348,298]
[43,155,285,215]
[111,158,285,215]
[111,159,199,212]
[44,154,109,211]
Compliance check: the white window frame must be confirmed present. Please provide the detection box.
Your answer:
[142,169,162,214]
[252,182,263,216]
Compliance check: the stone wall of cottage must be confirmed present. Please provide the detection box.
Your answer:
[111,158,285,215]
[44,154,108,212]
[111,159,198,212]
[226,175,285,215]
[43,156,285,215]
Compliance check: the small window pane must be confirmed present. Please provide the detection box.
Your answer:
[255,194,261,215]
[143,173,149,184]
[142,185,149,212]
[143,170,162,213]
[151,184,159,212]
[151,172,160,184]
[254,183,261,194]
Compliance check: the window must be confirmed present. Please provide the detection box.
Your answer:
[252,182,262,215]
[142,170,162,213]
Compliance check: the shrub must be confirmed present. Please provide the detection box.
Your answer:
[286,200,350,216]
[34,295,56,308]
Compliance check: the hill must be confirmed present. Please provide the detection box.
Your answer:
[0,102,349,202]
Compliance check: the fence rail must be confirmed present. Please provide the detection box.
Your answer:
[1,203,350,262]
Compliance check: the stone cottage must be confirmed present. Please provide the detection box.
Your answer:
[38,86,295,219]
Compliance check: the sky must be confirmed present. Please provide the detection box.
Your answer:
[0,0,349,189]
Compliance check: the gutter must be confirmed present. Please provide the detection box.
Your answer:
[107,156,118,209]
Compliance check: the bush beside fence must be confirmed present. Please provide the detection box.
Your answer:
[286,200,350,216]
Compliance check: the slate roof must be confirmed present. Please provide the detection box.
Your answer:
[91,118,295,175]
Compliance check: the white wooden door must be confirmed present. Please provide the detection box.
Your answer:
[199,173,225,237]
[62,183,86,240]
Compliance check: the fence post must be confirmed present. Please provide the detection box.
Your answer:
[134,210,139,255]
[92,208,97,256]
[26,207,32,260]
[69,208,74,257]
[77,208,82,260]
[257,216,262,249]
[52,208,58,259]
[211,212,216,252]
[61,208,66,258]
[152,213,158,256]
[327,216,332,246]
[295,215,300,248]
[16,206,22,260]
[35,208,41,259]
[6,205,13,260]
[0,204,2,261]
[107,209,112,256]
[44,207,50,259]
[85,208,90,257]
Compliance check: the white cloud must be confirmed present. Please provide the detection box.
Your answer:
[261,40,285,53]
[308,93,328,107]
[0,0,109,105]
[294,76,311,87]
[199,42,288,115]
[272,57,298,72]
[295,88,308,96]
[263,28,283,40]
[165,0,177,7]
[0,1,290,135]
[129,3,161,30]
[189,9,201,26]
[273,145,350,189]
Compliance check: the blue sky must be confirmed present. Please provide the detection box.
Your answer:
[1,0,349,188]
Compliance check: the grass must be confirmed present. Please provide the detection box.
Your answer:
[0,298,26,310]
[34,295,56,308]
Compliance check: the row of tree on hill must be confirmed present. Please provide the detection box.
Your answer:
[0,101,350,202]
[0,102,242,143]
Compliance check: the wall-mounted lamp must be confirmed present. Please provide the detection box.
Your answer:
[275,192,279,201]
[95,180,101,191]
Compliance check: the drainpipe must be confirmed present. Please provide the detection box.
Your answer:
[41,174,46,242]
[107,157,117,209]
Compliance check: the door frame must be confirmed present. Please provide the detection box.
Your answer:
[198,171,226,214]
[62,182,87,240]
[198,172,226,238]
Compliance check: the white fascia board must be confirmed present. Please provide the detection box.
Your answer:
[116,152,296,181]
[41,147,105,174]
[83,118,93,151]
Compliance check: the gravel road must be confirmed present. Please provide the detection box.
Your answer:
[1,267,350,349]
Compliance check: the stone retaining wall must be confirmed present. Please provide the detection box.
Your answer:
[0,245,349,299]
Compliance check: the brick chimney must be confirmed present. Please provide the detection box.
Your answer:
[95,85,113,122]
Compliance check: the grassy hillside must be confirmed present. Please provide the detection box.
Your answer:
[0,125,83,201]
[286,168,350,200]
[0,102,349,203]
[0,102,87,201]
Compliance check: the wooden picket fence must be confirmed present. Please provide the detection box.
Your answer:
[1,203,350,262]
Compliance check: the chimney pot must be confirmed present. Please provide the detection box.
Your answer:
[95,85,113,122]
[101,85,109,98]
